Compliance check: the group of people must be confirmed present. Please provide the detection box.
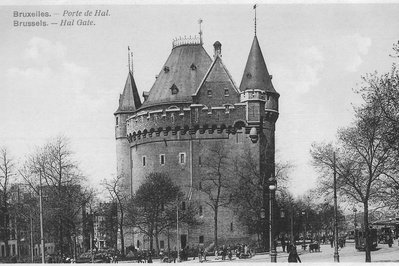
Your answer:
[214,245,233,261]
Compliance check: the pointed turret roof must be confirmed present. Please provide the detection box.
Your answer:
[115,71,142,114]
[239,36,276,93]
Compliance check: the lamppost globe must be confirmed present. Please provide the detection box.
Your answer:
[269,184,276,191]
[260,208,266,219]
[280,209,285,219]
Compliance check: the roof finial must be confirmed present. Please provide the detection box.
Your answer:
[128,46,131,73]
[253,4,257,36]
[198,18,203,45]
[131,50,134,75]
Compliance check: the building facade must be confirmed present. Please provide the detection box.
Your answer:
[115,29,279,250]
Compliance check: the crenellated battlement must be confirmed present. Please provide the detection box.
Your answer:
[126,103,247,142]
[172,35,201,49]
[240,89,266,102]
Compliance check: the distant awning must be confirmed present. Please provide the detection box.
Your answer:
[371,219,399,226]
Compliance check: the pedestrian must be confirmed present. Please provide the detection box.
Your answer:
[281,237,286,252]
[288,245,301,263]
[198,246,202,262]
[222,245,227,260]
[388,235,393,248]
[172,248,177,263]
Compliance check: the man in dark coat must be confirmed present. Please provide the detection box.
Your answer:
[288,245,301,263]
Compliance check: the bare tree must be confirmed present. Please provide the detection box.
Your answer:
[198,143,235,249]
[0,147,16,257]
[20,136,93,257]
[126,172,196,253]
[231,149,292,248]
[102,175,129,256]
[311,99,394,262]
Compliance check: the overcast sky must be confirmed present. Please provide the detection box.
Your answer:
[1,1,398,197]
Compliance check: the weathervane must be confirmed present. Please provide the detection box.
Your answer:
[198,18,203,45]
[253,4,257,36]
[128,46,134,74]
[128,46,131,73]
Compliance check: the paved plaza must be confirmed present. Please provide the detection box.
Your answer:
[120,240,399,264]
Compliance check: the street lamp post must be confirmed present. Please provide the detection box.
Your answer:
[353,208,357,230]
[302,211,306,250]
[250,115,277,263]
[333,152,340,262]
[39,171,45,264]
[291,210,294,246]
[353,208,357,247]
[269,176,277,263]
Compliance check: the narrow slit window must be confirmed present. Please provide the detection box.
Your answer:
[179,152,186,164]
[160,154,165,165]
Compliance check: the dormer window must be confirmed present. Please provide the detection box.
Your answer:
[163,66,170,73]
[190,63,197,70]
[170,84,179,95]
[224,89,229,96]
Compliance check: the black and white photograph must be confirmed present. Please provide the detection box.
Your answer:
[1,0,399,264]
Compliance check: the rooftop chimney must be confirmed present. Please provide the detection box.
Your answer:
[213,41,222,58]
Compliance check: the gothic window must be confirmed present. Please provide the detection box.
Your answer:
[224,89,229,96]
[116,117,119,125]
[199,181,202,190]
[164,66,170,73]
[160,241,165,249]
[230,222,233,232]
[142,156,146,166]
[199,206,203,216]
[190,63,197,70]
[160,154,165,165]
[182,201,186,211]
[207,89,212,97]
[170,84,179,95]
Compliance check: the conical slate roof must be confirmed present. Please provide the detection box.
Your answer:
[115,71,142,114]
[141,44,212,108]
[239,36,276,93]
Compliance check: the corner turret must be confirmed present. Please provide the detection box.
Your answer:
[240,36,279,124]
[114,68,142,195]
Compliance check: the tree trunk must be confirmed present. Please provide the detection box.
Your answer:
[149,228,154,252]
[119,213,125,256]
[59,215,64,257]
[364,202,371,262]
[214,207,218,249]
[155,225,160,254]
[4,205,9,257]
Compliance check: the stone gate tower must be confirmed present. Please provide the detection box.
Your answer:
[114,26,279,250]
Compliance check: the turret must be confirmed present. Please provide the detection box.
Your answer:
[239,36,279,124]
[114,66,141,195]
